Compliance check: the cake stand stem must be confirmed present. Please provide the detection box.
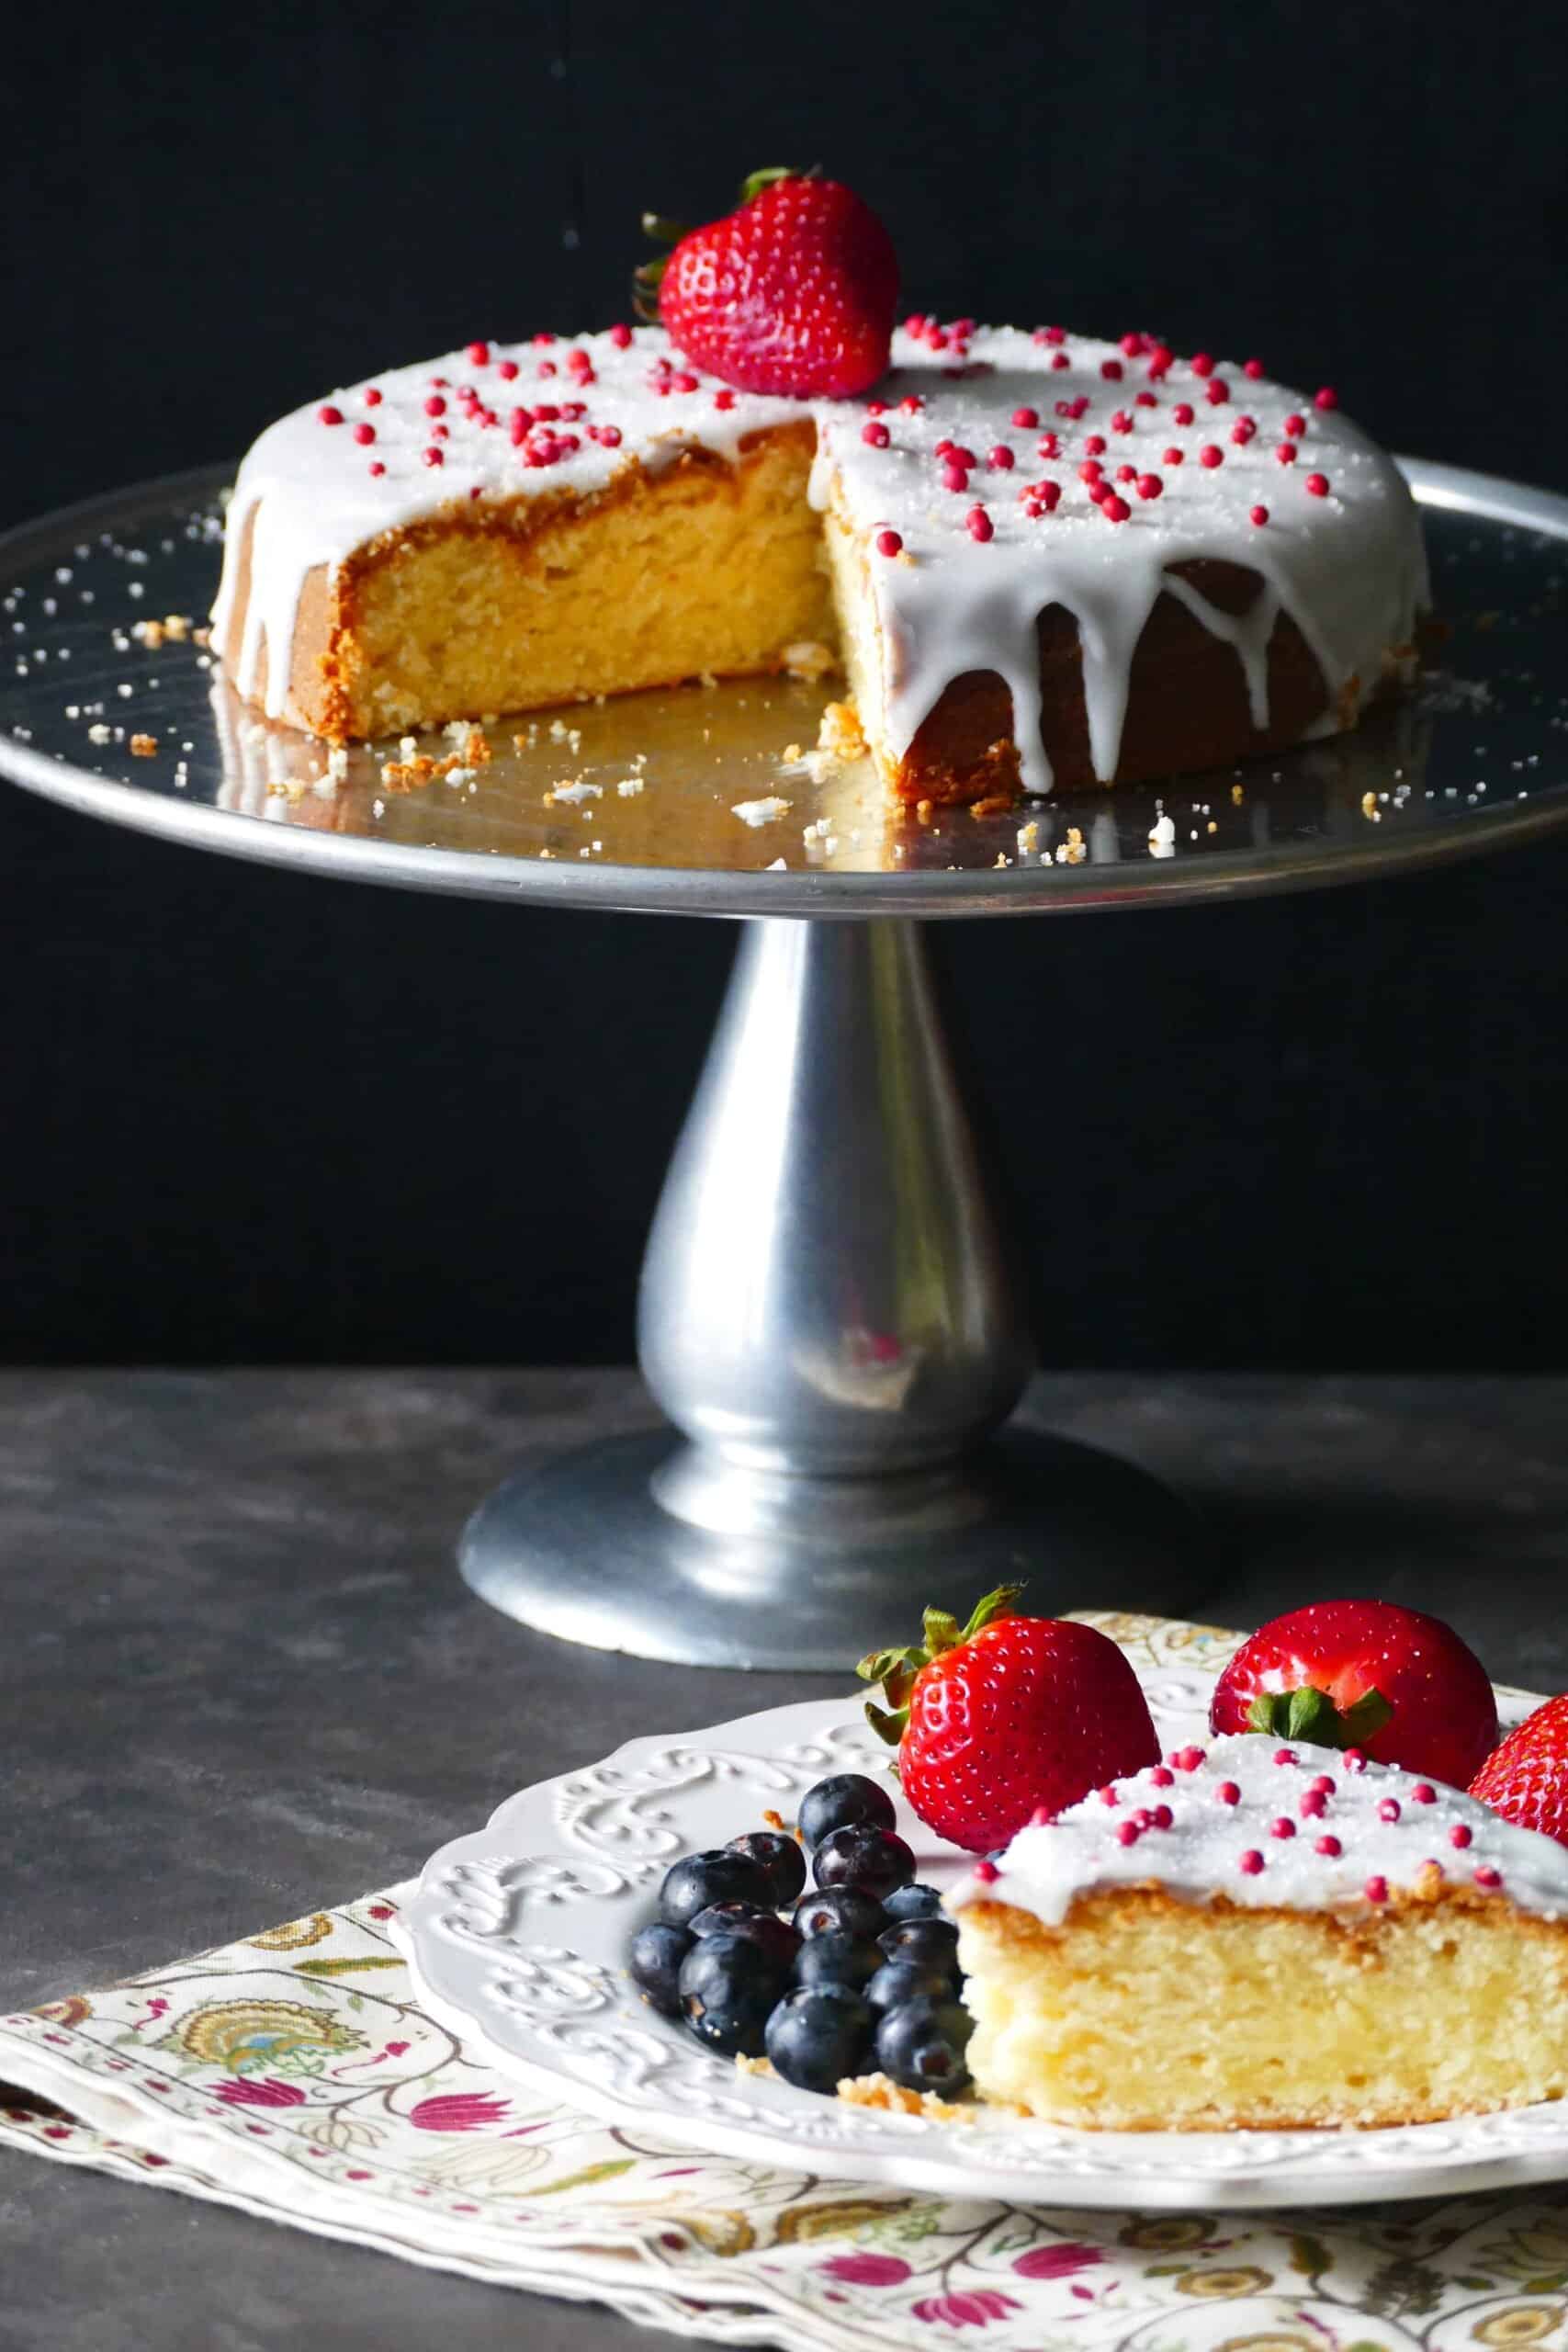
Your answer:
[460,917,1194,1668]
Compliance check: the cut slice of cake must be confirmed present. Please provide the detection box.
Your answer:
[948,1731,1568,2130]
[211,323,1427,808]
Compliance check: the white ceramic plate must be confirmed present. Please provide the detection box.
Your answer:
[397,1613,1564,2210]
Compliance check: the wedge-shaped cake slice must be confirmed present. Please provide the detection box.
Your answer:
[950,1731,1568,2130]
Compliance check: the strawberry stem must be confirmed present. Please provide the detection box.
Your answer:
[1243,1685,1394,1747]
[738,165,817,204]
[857,1584,1026,1744]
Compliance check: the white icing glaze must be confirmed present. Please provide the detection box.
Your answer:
[948,1731,1568,1924]
[212,324,1428,794]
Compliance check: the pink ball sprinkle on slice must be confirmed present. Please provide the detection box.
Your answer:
[1149,1765,1175,1787]
[1098,1786,1120,1805]
[1238,1849,1265,1875]
[974,1858,998,1883]
[1344,1749,1368,1773]
[1316,1834,1343,1856]
[1314,385,1338,410]
[1199,445,1224,469]
[423,447,444,468]
[1164,447,1185,466]
[1412,1783,1437,1804]
[1271,1816,1297,1839]
[1244,357,1266,379]
[1284,413,1307,437]
[1116,1821,1141,1847]
[1300,1790,1327,1817]
[1172,402,1195,427]
[987,445,1015,469]
[1276,443,1298,465]
[368,461,386,478]
[1273,1748,1297,1766]
[1100,495,1131,523]
[609,322,633,348]
[1379,1798,1402,1823]
[942,463,970,492]
[874,529,902,558]
[1190,352,1215,376]
[363,387,383,407]
[862,422,890,447]
[1216,1781,1241,1806]
[318,404,344,426]
[1012,406,1040,429]
[1305,472,1330,497]
[498,359,519,380]
[354,424,376,446]
[965,506,994,542]
[1365,1875,1389,1903]
[1249,504,1269,526]
[1148,1804,1174,1829]
[1474,1864,1503,1889]
[466,340,491,367]
[1450,1823,1473,1849]
[1172,1746,1206,1770]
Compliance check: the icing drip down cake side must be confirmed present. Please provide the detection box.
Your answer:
[947,1733,1568,2131]
[211,324,1428,807]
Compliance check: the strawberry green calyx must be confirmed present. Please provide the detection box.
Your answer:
[738,165,818,204]
[856,1583,1025,1747]
[1243,1684,1394,1748]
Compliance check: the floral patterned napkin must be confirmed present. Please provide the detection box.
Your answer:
[3,1622,1567,2349]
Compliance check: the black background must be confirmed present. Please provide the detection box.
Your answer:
[2,0,1565,1368]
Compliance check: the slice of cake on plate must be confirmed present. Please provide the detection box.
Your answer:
[948,1732,1568,2130]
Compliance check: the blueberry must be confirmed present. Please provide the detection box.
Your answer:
[728,1829,807,1908]
[660,1849,773,1929]
[627,1921,693,2017]
[874,1996,975,2096]
[877,1917,960,1974]
[690,1904,801,1971]
[814,1824,916,1902]
[865,1960,954,2012]
[793,1886,886,1942]
[678,1932,787,2058]
[798,1772,897,1850]
[793,1930,882,1991]
[765,1985,874,2094]
[882,1883,945,1923]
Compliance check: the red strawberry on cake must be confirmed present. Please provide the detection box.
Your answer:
[1209,1598,1498,1791]
[1472,1692,1568,1846]
[644,167,898,398]
[857,1587,1160,1853]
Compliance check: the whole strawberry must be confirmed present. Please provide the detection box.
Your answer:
[1210,1598,1497,1791]
[1471,1694,1568,1847]
[858,1588,1159,1854]
[644,168,897,399]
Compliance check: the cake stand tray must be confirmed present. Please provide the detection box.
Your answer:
[3,460,1564,1667]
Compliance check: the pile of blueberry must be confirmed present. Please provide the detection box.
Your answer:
[626,1771,973,2098]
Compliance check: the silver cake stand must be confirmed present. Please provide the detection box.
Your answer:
[3,459,1566,1668]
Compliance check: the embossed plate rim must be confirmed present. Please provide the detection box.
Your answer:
[397,1625,1564,2210]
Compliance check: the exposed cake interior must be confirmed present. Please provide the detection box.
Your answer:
[213,325,1428,804]
[950,1732,1568,2131]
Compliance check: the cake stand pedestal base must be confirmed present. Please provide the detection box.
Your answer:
[458,1425,1195,1671]
[459,916,1196,1668]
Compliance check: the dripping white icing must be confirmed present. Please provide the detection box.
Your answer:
[947,1732,1568,1926]
[212,325,1428,792]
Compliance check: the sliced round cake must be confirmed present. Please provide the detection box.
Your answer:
[211,321,1427,808]
[949,1731,1568,2130]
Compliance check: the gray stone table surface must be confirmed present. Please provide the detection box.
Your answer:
[2,1367,1567,2349]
